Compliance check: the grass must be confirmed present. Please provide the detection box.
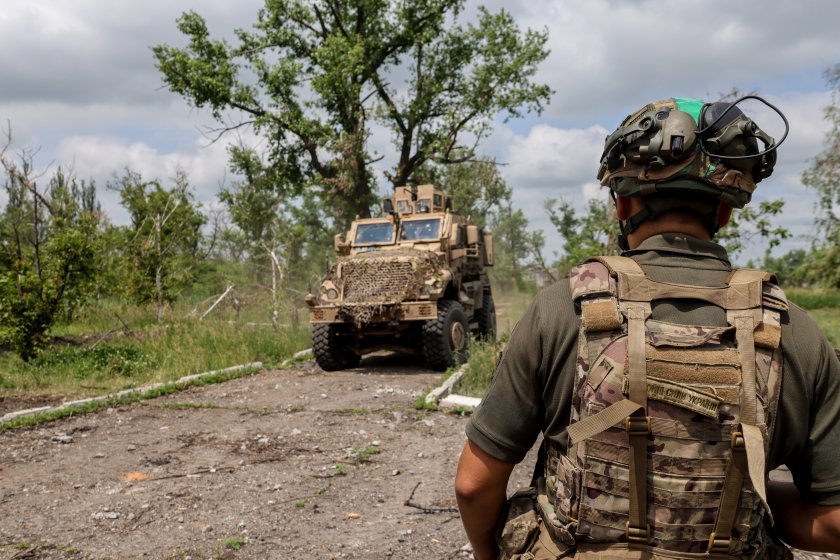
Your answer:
[0,296,310,400]
[414,392,438,411]
[443,287,532,399]
[812,308,840,348]
[453,335,507,398]
[493,288,534,335]
[349,444,381,464]
[786,289,840,310]
[0,364,264,432]
[224,536,246,551]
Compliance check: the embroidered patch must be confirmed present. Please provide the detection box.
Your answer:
[622,375,722,419]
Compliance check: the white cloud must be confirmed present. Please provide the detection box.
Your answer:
[1,0,838,264]
[506,124,607,187]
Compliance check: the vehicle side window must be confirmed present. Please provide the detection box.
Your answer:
[354,222,394,244]
[400,219,440,241]
[455,226,464,246]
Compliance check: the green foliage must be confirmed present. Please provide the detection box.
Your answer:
[109,169,206,321]
[218,155,336,291]
[802,63,840,287]
[413,159,545,290]
[760,248,811,288]
[0,298,310,398]
[414,391,439,411]
[350,444,380,464]
[810,244,840,289]
[785,289,840,310]
[811,308,840,349]
[0,160,101,361]
[545,197,619,275]
[224,536,246,551]
[544,195,789,273]
[717,199,789,260]
[153,1,551,228]
[452,335,507,398]
[31,344,159,381]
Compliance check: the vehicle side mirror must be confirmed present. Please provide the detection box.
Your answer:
[466,225,480,245]
[335,233,350,255]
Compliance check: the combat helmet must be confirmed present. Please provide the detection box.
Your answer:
[597,96,787,245]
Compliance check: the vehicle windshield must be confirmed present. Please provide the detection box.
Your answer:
[400,218,441,241]
[353,222,395,245]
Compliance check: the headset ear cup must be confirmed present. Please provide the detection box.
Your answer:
[754,149,776,182]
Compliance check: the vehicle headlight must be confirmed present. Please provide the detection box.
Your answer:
[320,281,340,301]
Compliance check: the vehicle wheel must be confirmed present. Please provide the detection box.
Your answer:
[312,324,360,371]
[476,293,496,341]
[423,300,469,371]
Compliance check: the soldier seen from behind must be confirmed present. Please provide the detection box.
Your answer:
[455,96,840,559]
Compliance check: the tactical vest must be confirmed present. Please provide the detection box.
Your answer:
[542,256,791,559]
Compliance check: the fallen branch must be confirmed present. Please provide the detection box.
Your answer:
[404,481,459,513]
[200,285,235,320]
[149,466,236,481]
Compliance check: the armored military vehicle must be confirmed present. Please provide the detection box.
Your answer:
[305,184,495,371]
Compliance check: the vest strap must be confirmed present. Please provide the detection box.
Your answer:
[567,399,644,445]
[626,303,651,545]
[590,255,644,276]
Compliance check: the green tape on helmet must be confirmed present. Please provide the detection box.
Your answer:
[674,98,704,124]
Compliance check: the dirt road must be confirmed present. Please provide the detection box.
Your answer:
[0,355,834,559]
[0,356,536,559]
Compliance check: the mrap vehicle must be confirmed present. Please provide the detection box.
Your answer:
[304,184,495,371]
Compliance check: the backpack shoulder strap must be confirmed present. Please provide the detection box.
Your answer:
[590,255,644,277]
[569,258,628,333]
[712,268,787,549]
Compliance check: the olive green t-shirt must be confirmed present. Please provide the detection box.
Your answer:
[466,233,840,505]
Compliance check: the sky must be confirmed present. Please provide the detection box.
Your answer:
[1,0,839,265]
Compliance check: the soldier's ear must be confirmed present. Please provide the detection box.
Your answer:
[717,204,733,229]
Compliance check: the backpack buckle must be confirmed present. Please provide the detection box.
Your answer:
[708,532,732,553]
[625,522,650,544]
[731,431,745,449]
[625,416,651,436]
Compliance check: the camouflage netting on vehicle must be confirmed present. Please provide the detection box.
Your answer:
[329,249,443,325]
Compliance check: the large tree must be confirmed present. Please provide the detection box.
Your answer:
[153,0,551,228]
[110,169,206,322]
[0,131,101,360]
[545,197,619,276]
[802,63,840,287]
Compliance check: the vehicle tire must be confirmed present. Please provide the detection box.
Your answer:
[476,293,496,341]
[312,324,360,371]
[423,300,469,371]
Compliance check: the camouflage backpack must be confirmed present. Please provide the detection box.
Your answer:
[540,255,792,559]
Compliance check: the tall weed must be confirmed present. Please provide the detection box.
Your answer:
[786,289,840,310]
[0,305,309,397]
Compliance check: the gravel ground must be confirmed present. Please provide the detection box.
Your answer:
[0,354,834,559]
